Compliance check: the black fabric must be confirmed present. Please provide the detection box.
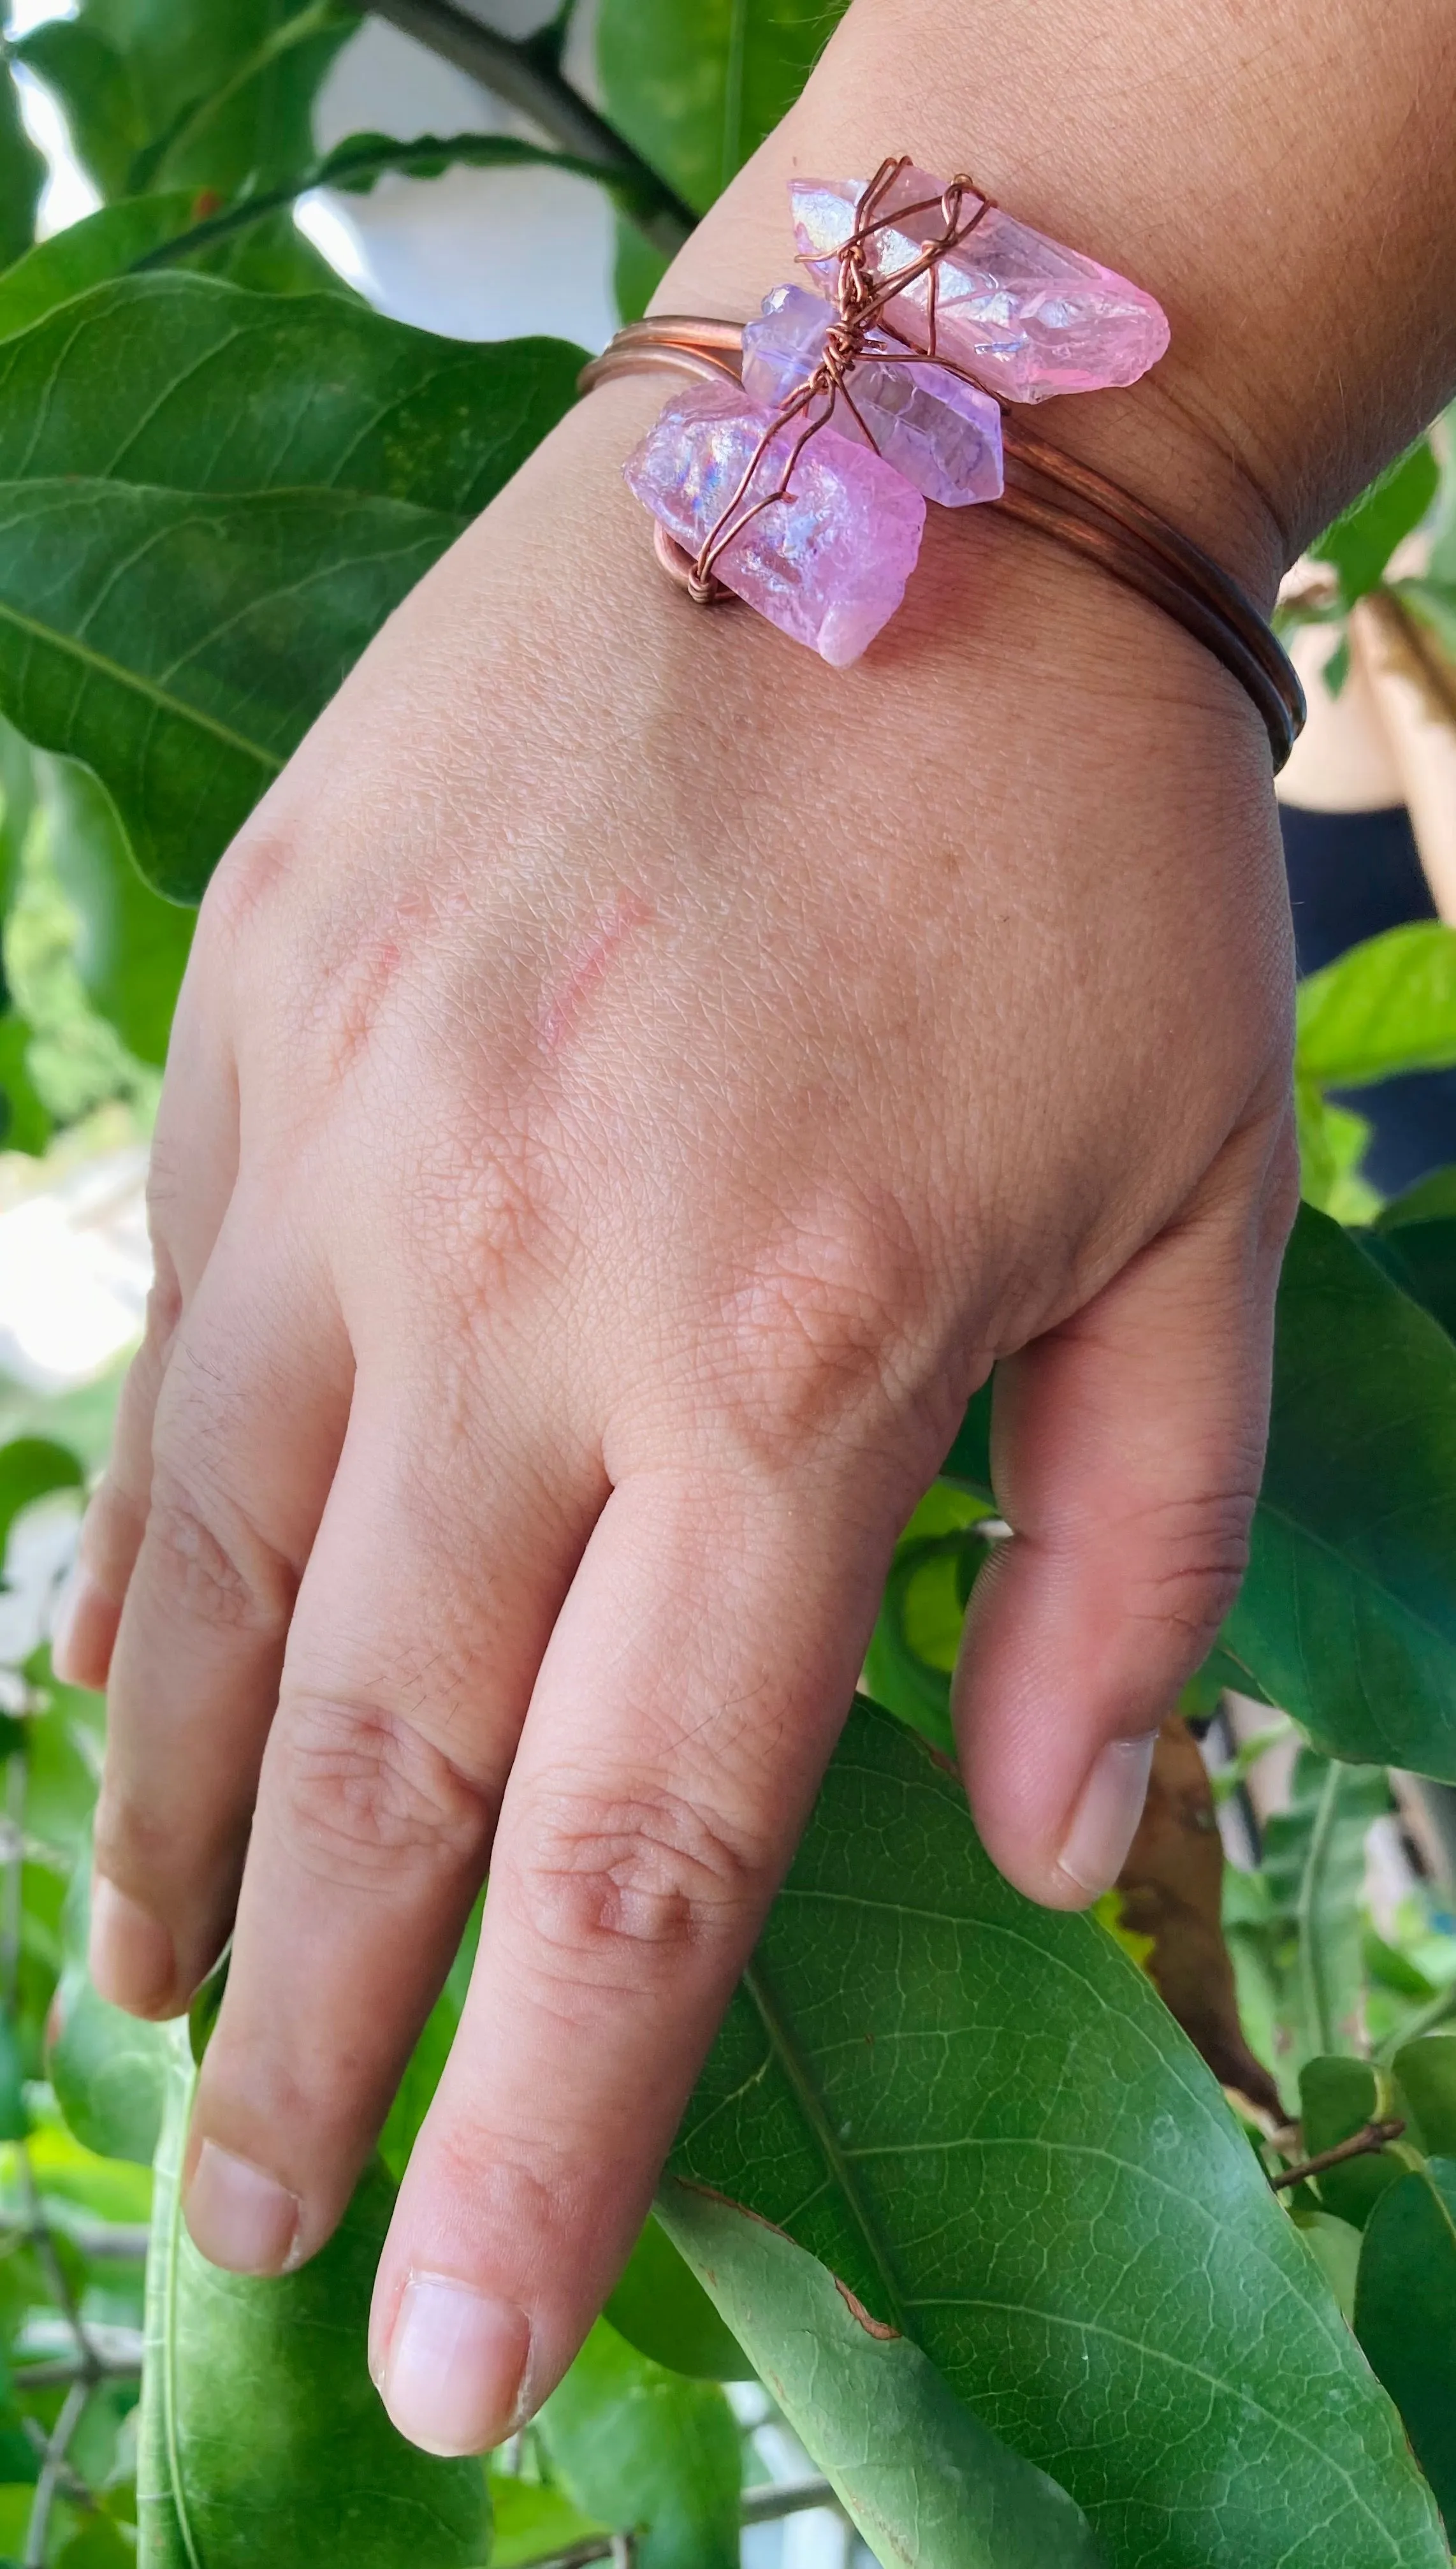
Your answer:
[1282,802,1456,1197]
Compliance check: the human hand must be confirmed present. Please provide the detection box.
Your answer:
[55,0,1456,2454]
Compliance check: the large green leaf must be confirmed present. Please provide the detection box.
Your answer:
[673,1696,1446,2569]
[41,758,192,1068]
[0,477,458,900]
[1360,1216,1456,1343]
[659,2179,1105,2569]
[597,0,850,212]
[1355,2157,1456,2535]
[1310,437,1439,608]
[1221,1205,1456,1774]
[0,277,581,897]
[535,2317,739,2569]
[1297,922,1456,1086]
[1261,1752,1390,2069]
[0,275,582,515]
[138,2034,488,2568]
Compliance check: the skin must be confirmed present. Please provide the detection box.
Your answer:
[51,0,1456,2457]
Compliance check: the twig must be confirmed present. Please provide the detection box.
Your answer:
[365,0,694,252]
[1270,2117,1406,2190]
[23,2376,87,2569]
[511,2478,839,2569]
[18,2149,102,2382]
[132,130,630,272]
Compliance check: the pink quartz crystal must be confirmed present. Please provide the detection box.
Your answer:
[623,378,925,667]
[790,164,1169,403]
[741,281,1003,507]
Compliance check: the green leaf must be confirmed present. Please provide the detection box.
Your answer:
[674,1696,1446,2569]
[0,1012,49,1154]
[40,758,191,1068]
[0,276,583,516]
[597,0,850,212]
[1260,1755,1389,2070]
[0,1438,82,1563]
[1297,922,1456,1087]
[535,2317,739,2569]
[0,2020,25,2144]
[0,68,44,274]
[0,477,458,901]
[1355,2157,1456,2536]
[11,23,146,203]
[138,2033,489,2568]
[0,275,581,897]
[1291,2209,1362,2322]
[1298,2056,1407,2225]
[604,2209,752,2381]
[1394,2031,1456,2152]
[862,1492,993,1755]
[48,1852,169,2165]
[1221,1204,1456,1775]
[486,2474,606,2569]
[1311,438,1439,606]
[659,2178,1105,2569]
[0,193,198,341]
[1359,1217,1456,1341]
[1378,1165,1456,1228]
[378,1893,480,2182]
[138,13,355,200]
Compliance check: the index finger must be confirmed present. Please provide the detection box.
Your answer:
[367,1460,899,2456]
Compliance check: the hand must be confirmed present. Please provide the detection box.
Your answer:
[50,329,1295,2452]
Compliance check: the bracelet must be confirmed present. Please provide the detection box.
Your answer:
[578,159,1304,769]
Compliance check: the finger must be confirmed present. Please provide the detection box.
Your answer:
[180,1383,601,2278]
[953,1116,1298,1910]
[367,1462,903,2458]
[52,972,240,1693]
[89,1195,351,2017]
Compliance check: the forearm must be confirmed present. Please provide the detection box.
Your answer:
[657,0,1456,602]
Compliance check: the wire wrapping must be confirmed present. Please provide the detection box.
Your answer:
[580,159,1304,767]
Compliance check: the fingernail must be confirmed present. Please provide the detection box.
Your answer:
[89,1876,175,2014]
[50,1566,117,1691]
[1058,1733,1156,1897]
[185,2139,301,2275]
[379,2274,530,2456]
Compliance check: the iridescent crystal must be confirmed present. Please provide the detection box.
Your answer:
[741,282,1003,507]
[790,164,1170,403]
[623,379,925,667]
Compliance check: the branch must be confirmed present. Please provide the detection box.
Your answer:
[1270,2118,1406,2190]
[513,2479,839,2569]
[363,0,695,253]
[23,2376,87,2569]
[134,130,629,273]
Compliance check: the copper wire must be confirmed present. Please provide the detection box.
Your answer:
[579,162,1305,767]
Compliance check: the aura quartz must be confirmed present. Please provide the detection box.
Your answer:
[741,282,1003,507]
[790,164,1169,403]
[624,379,925,667]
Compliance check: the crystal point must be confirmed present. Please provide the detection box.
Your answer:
[790,165,1170,403]
[741,282,1003,507]
[623,379,925,668]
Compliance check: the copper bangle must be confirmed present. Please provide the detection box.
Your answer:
[580,318,1305,770]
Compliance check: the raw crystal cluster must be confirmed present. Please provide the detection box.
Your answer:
[624,379,924,667]
[622,164,1170,664]
[790,164,1170,403]
[741,283,1004,508]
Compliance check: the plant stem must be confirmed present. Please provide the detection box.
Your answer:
[513,2478,838,2569]
[23,2376,87,2569]
[1270,2117,1406,2190]
[363,0,695,252]
[1295,1760,1344,2058]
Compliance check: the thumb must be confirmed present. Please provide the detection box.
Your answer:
[954,1117,1297,1910]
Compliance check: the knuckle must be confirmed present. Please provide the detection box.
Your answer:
[272,1695,492,1892]
[1124,1485,1257,1650]
[145,1472,295,1637]
[200,829,291,957]
[514,1777,770,1975]
[715,1190,932,1448]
